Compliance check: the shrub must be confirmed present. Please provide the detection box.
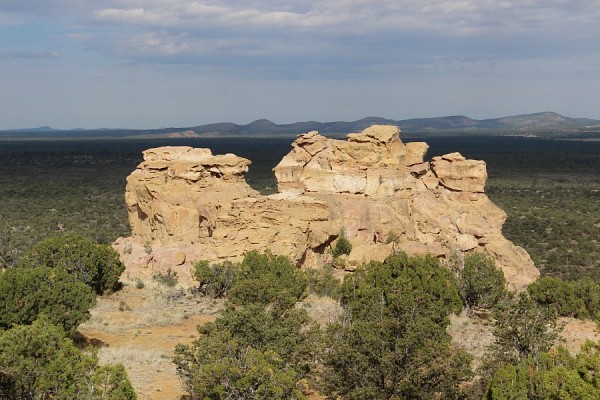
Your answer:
[572,277,600,319]
[0,266,95,334]
[228,250,307,313]
[21,233,125,294]
[458,253,507,312]
[324,253,471,399]
[486,342,600,399]
[331,230,352,258]
[528,276,587,318]
[490,293,559,365]
[527,276,600,319]
[0,316,136,399]
[192,260,236,298]
[304,267,342,300]
[152,267,179,288]
[175,252,319,399]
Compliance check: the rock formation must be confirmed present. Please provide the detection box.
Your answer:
[115,126,539,290]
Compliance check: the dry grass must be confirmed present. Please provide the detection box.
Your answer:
[98,345,168,367]
[80,279,224,334]
[298,294,343,327]
[447,313,495,368]
[78,278,222,400]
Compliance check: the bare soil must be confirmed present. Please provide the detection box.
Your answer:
[78,280,223,400]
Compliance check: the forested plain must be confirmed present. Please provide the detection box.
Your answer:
[1,135,597,279]
[0,134,599,399]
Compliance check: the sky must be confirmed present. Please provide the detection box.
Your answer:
[0,0,599,130]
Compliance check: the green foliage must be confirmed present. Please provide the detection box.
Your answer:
[152,267,179,287]
[228,250,307,312]
[490,293,559,365]
[324,253,471,399]
[528,276,600,319]
[192,260,236,298]
[486,342,600,399]
[175,251,319,399]
[22,233,125,294]
[458,253,507,311]
[174,326,306,400]
[572,277,600,319]
[0,228,19,269]
[304,267,342,300]
[331,230,352,258]
[0,316,136,400]
[0,266,95,334]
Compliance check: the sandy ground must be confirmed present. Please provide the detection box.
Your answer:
[78,280,223,400]
[78,280,599,399]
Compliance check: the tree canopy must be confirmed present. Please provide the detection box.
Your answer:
[324,253,471,399]
[0,266,95,334]
[21,233,125,294]
[0,316,136,400]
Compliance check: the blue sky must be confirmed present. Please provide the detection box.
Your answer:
[1,0,599,129]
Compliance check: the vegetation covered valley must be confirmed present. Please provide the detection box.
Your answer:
[1,135,599,399]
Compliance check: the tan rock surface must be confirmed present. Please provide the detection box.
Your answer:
[118,125,539,291]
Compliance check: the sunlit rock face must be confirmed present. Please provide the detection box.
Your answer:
[116,126,538,290]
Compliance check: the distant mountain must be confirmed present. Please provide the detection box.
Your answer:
[2,112,599,139]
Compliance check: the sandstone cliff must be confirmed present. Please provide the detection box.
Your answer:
[115,126,539,290]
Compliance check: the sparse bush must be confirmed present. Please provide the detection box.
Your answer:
[305,267,342,300]
[490,293,559,365]
[228,250,307,313]
[324,253,471,399]
[21,233,125,294]
[485,342,600,399]
[192,260,236,298]
[152,267,179,288]
[331,230,352,258]
[458,253,507,313]
[528,276,600,319]
[0,316,136,399]
[135,278,145,289]
[528,276,587,318]
[175,251,319,399]
[385,230,401,244]
[0,266,95,334]
[118,300,131,312]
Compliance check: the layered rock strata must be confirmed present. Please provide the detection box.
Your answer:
[116,126,539,289]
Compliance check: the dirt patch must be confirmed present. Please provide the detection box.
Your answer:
[78,280,224,400]
[558,317,600,354]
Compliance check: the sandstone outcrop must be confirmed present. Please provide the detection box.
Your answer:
[115,126,539,290]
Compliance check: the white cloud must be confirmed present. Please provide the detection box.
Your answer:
[0,50,59,59]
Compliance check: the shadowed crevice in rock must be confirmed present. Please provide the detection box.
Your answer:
[115,125,539,290]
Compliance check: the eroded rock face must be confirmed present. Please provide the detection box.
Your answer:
[117,126,539,290]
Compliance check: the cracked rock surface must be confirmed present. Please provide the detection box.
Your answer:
[116,125,538,290]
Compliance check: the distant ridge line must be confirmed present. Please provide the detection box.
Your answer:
[3,111,600,138]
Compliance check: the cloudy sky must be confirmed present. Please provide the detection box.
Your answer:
[1,1,599,129]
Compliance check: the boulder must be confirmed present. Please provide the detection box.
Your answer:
[118,125,539,291]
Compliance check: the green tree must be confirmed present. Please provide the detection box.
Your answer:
[573,277,600,319]
[228,250,307,313]
[175,251,319,399]
[485,342,600,399]
[490,293,559,366]
[0,266,95,334]
[0,316,136,400]
[331,230,352,258]
[528,276,587,318]
[174,327,305,400]
[192,260,236,298]
[324,253,472,399]
[458,253,507,313]
[21,233,125,294]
